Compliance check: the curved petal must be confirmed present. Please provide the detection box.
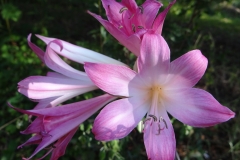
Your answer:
[84,62,137,97]
[34,97,58,109]
[165,49,208,89]
[36,34,125,65]
[88,11,141,56]
[121,0,137,13]
[27,34,44,62]
[18,76,94,90]
[92,97,149,141]
[18,76,97,99]
[132,0,162,29]
[152,0,176,34]
[164,88,235,127]
[50,127,78,160]
[18,94,116,159]
[143,109,176,160]
[44,41,91,80]
[101,0,125,25]
[138,33,170,84]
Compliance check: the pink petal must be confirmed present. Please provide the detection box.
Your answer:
[12,94,116,159]
[44,41,91,80]
[18,76,94,90]
[27,34,45,62]
[84,62,137,97]
[132,0,162,29]
[164,49,208,89]
[144,110,176,160]
[88,11,141,56]
[138,33,170,84]
[36,34,125,65]
[18,76,96,99]
[92,97,149,141]
[18,134,42,149]
[101,0,124,26]
[50,127,78,160]
[152,0,176,34]
[121,0,138,13]
[33,97,58,109]
[164,88,235,127]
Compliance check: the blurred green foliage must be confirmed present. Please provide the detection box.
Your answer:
[0,0,239,159]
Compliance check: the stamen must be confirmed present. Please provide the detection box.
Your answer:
[137,26,144,29]
[139,6,144,14]
[128,14,134,19]
[143,117,151,124]
[160,116,168,129]
[41,131,52,137]
[119,7,128,13]
[162,118,168,129]
[156,123,161,135]
[118,25,123,29]
[132,24,136,33]
[148,114,157,121]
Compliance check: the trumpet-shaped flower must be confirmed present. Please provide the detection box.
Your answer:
[9,94,116,160]
[84,32,235,160]
[21,34,125,109]
[88,0,176,56]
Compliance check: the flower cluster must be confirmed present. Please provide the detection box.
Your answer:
[10,0,235,160]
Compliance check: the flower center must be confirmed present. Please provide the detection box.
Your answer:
[140,85,168,135]
[118,6,145,35]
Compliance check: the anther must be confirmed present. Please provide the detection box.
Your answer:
[41,131,52,137]
[156,123,161,135]
[162,118,168,129]
[119,7,128,13]
[132,24,136,33]
[139,6,144,14]
[149,114,157,121]
[128,14,134,19]
[137,26,144,29]
[118,25,123,29]
[143,117,151,124]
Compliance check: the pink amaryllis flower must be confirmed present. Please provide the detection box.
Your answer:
[9,94,116,160]
[21,34,126,109]
[84,32,235,159]
[88,0,176,56]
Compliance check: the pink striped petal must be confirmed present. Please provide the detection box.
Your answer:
[101,0,124,25]
[10,94,116,159]
[88,11,141,56]
[92,97,149,141]
[18,76,96,99]
[121,0,137,12]
[132,0,162,29]
[50,127,78,160]
[33,97,58,109]
[44,41,90,80]
[165,88,235,127]
[138,33,170,84]
[36,34,125,65]
[27,34,44,62]
[152,0,176,34]
[84,62,137,97]
[18,76,94,90]
[144,110,176,160]
[164,50,208,89]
